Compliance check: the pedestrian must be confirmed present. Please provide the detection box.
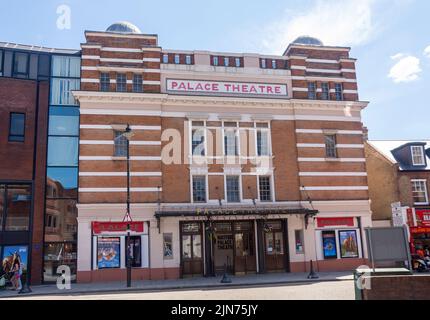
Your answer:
[11,261,22,291]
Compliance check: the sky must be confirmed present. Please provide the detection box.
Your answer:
[1,0,429,140]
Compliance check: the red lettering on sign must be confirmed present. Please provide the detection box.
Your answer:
[92,221,144,235]
[317,217,355,228]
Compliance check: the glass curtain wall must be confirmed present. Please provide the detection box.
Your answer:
[43,55,80,283]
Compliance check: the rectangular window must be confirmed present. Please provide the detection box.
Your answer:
[259,176,272,202]
[9,113,25,142]
[192,176,206,203]
[185,55,192,65]
[51,56,80,78]
[13,52,29,78]
[0,185,4,231]
[97,237,120,269]
[48,107,79,136]
[213,56,219,66]
[162,54,169,64]
[132,74,143,93]
[308,82,316,100]
[3,51,13,77]
[29,54,38,80]
[226,176,240,203]
[116,73,127,92]
[411,146,426,166]
[163,233,173,259]
[100,73,110,92]
[114,131,128,157]
[47,137,79,166]
[322,231,337,259]
[37,54,50,79]
[257,130,269,156]
[224,57,229,67]
[191,128,205,156]
[235,57,241,67]
[321,83,330,100]
[224,128,238,156]
[50,78,80,105]
[295,230,304,254]
[271,60,277,69]
[261,59,266,69]
[335,83,343,101]
[5,185,31,231]
[45,199,77,241]
[174,54,180,64]
[325,134,337,158]
[43,242,77,282]
[412,180,429,205]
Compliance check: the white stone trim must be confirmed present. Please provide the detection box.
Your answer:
[80,140,161,146]
[296,143,364,149]
[100,57,142,64]
[81,78,99,83]
[79,156,162,161]
[82,55,100,60]
[142,58,160,62]
[79,187,161,193]
[79,172,162,177]
[80,125,161,130]
[299,172,367,177]
[295,129,363,135]
[300,186,368,191]
[101,47,142,53]
[298,158,366,162]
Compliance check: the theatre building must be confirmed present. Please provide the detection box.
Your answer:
[74,22,372,282]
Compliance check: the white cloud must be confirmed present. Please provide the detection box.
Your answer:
[424,45,430,58]
[388,54,422,83]
[261,0,375,54]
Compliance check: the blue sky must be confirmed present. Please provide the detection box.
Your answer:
[1,0,429,140]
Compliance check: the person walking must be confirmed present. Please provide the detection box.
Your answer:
[11,261,22,291]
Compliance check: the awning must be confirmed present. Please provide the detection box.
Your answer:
[154,205,318,232]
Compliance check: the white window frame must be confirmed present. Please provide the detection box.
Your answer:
[235,57,241,67]
[255,122,271,157]
[191,175,208,204]
[411,179,429,205]
[224,175,242,203]
[224,57,229,67]
[222,121,239,157]
[411,146,426,166]
[185,55,191,65]
[174,54,180,64]
[190,120,207,157]
[261,59,266,69]
[257,175,274,202]
[271,60,277,69]
[162,54,169,64]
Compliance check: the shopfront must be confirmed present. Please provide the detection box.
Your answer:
[163,206,317,278]
[90,221,149,280]
[408,208,430,255]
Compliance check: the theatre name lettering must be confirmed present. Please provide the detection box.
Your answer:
[167,79,288,97]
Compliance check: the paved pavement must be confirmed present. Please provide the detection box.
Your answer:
[0,271,353,299]
[5,280,355,300]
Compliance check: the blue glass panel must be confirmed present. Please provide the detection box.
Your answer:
[48,137,78,166]
[46,167,78,198]
[50,78,80,105]
[49,107,79,136]
[51,56,80,78]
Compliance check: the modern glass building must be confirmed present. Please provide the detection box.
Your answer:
[44,54,81,282]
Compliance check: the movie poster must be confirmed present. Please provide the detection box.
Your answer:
[2,245,28,273]
[322,231,337,259]
[339,230,359,258]
[97,237,120,269]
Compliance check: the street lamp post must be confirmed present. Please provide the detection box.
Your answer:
[122,124,134,288]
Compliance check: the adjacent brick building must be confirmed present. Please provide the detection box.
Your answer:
[73,22,372,283]
[0,43,80,284]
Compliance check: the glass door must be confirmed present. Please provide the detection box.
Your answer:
[264,221,286,272]
[234,222,256,274]
[181,223,203,277]
[129,236,142,268]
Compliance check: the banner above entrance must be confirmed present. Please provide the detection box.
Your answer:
[92,221,145,235]
[166,79,288,98]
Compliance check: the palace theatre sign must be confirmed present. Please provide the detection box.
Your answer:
[166,79,288,98]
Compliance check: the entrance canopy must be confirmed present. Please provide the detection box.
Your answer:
[154,205,318,231]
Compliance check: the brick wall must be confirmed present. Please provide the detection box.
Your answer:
[362,275,430,300]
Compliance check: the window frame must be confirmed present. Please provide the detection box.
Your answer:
[225,175,241,203]
[308,82,316,100]
[258,176,273,202]
[212,56,219,66]
[260,59,267,69]
[411,179,429,205]
[174,54,180,64]
[185,55,192,65]
[12,51,30,78]
[411,146,426,166]
[192,175,207,203]
[324,134,337,158]
[0,49,4,76]
[321,82,330,100]
[235,57,241,67]
[114,130,128,157]
[116,73,127,92]
[271,60,277,69]
[224,57,229,67]
[100,72,110,92]
[162,54,169,64]
[223,123,239,156]
[334,83,343,101]
[8,112,26,142]
[1,183,32,232]
[132,74,143,93]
